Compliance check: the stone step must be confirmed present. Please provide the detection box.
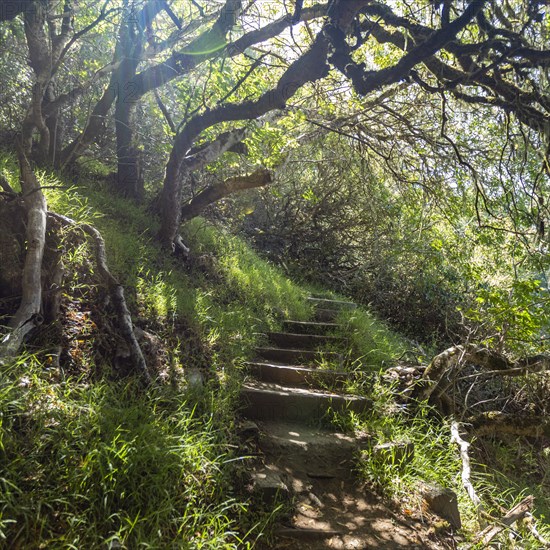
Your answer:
[255,346,342,366]
[307,297,357,311]
[283,320,340,334]
[240,381,371,422]
[266,331,346,350]
[257,421,371,472]
[245,361,357,388]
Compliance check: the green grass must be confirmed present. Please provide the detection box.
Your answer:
[0,153,323,547]
[0,354,256,549]
[6,153,548,548]
[336,307,409,369]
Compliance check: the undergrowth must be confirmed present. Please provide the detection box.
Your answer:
[336,379,550,548]
[2,153,547,548]
[0,354,256,548]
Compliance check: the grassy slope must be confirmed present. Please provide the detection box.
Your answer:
[0,157,548,548]
[0,160,406,548]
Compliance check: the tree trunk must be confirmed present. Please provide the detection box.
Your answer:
[60,81,117,168]
[114,97,143,200]
[0,147,47,358]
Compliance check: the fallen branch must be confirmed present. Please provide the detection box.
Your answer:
[49,212,151,384]
[450,420,484,523]
[477,496,534,546]
[467,412,550,438]
[416,344,549,403]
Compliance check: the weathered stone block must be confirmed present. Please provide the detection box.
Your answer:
[251,468,289,503]
[421,482,462,529]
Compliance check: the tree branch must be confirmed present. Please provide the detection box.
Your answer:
[180,168,272,222]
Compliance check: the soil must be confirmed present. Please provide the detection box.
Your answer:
[250,421,457,550]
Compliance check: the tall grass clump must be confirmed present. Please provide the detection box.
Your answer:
[337,307,409,369]
[0,354,255,549]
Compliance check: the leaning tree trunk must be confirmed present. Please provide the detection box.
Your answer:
[0,147,47,358]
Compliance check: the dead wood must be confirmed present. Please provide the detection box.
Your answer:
[477,495,534,546]
[416,344,549,404]
[49,212,151,384]
[466,412,550,438]
[0,149,47,359]
[450,420,484,522]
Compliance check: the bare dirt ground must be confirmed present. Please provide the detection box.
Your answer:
[251,422,457,550]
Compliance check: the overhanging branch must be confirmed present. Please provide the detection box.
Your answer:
[180,168,272,222]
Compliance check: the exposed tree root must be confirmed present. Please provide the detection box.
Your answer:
[49,212,151,384]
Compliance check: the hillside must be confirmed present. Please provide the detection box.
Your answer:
[0,158,548,548]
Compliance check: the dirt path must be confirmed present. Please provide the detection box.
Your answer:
[241,298,456,549]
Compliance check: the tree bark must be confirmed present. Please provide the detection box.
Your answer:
[180,169,272,222]
[0,148,47,359]
[0,1,51,358]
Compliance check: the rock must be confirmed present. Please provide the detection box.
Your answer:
[421,482,461,529]
[238,420,260,439]
[251,468,289,503]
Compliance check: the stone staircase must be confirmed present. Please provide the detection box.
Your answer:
[239,297,379,546]
[238,296,457,548]
[241,296,370,424]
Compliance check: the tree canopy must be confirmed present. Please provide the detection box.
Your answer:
[0,0,548,359]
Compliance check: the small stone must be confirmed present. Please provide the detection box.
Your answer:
[421,483,462,529]
[251,469,289,503]
[238,420,260,438]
